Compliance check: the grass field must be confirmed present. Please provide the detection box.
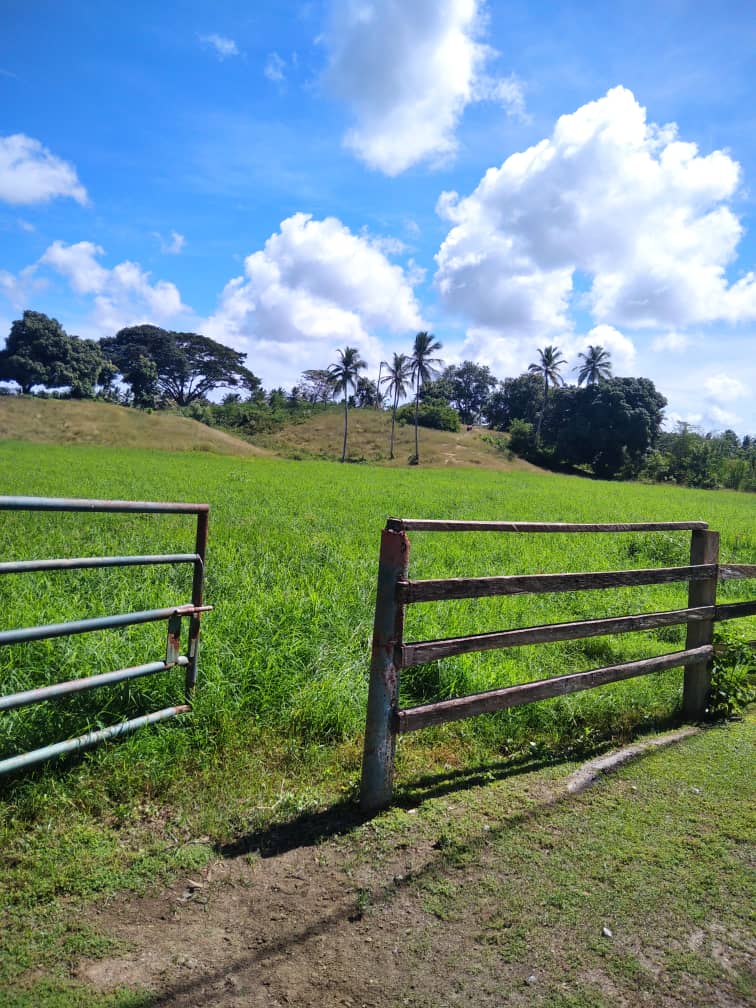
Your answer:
[1,439,753,775]
[0,439,753,1005]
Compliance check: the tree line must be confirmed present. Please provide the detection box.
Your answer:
[1,311,753,490]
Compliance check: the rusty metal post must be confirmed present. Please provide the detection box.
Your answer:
[683,529,719,719]
[185,510,209,699]
[360,526,410,812]
[166,612,182,667]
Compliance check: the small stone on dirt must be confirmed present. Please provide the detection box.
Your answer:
[526,974,537,985]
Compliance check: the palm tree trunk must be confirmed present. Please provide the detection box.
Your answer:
[341,395,348,462]
[414,382,420,462]
[390,389,398,459]
[535,377,548,445]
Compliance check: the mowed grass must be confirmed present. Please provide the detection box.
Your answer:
[0,440,753,1003]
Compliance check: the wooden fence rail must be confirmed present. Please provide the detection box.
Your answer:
[360,520,754,811]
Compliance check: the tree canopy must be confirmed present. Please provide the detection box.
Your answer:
[101,325,260,407]
[0,310,113,396]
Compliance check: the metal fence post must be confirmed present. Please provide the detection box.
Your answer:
[683,528,719,719]
[186,509,209,699]
[360,526,410,812]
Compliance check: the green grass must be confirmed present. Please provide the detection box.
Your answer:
[0,440,753,1002]
[380,713,756,1006]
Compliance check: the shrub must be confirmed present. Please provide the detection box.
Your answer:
[396,401,460,432]
[707,628,756,719]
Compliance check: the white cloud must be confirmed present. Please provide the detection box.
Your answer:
[325,0,525,175]
[704,373,747,401]
[199,34,240,60]
[707,404,741,429]
[0,134,87,206]
[651,331,691,352]
[576,324,636,374]
[435,87,756,345]
[205,213,424,384]
[30,240,188,334]
[0,265,46,309]
[153,230,186,255]
[264,52,286,83]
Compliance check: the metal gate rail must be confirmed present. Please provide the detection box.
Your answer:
[0,496,211,775]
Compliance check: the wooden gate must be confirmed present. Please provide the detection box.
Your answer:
[360,518,755,810]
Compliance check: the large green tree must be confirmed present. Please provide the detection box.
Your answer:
[486,372,544,431]
[410,331,443,463]
[0,310,112,395]
[439,361,498,424]
[328,346,367,462]
[380,352,412,459]
[546,377,667,478]
[101,325,259,407]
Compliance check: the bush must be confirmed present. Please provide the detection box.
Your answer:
[396,401,460,432]
[707,628,756,719]
[508,419,538,458]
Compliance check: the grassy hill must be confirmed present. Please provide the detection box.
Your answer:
[252,404,539,470]
[0,397,542,471]
[0,396,266,457]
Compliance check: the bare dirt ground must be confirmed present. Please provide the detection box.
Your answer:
[74,727,755,1008]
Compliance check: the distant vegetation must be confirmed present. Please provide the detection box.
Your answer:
[1,309,753,490]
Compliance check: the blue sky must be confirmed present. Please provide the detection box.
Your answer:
[1,0,755,433]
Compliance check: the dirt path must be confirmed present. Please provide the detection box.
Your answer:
[74,726,754,1008]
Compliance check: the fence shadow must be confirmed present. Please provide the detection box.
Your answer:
[215,750,554,861]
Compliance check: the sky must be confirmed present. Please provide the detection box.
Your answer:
[1,0,755,434]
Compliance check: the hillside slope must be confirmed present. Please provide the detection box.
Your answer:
[254,405,540,470]
[0,397,266,457]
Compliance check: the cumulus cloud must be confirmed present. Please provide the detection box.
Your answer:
[435,86,756,346]
[23,240,188,334]
[0,134,87,206]
[324,0,525,175]
[704,373,747,401]
[0,265,46,309]
[575,324,636,374]
[199,34,240,60]
[205,213,423,383]
[651,331,691,352]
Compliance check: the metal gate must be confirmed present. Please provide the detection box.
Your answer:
[0,496,211,775]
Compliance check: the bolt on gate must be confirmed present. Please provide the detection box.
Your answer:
[0,496,212,776]
[360,518,756,811]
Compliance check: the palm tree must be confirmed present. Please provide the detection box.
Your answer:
[380,352,412,460]
[410,331,443,463]
[528,345,566,443]
[328,346,367,462]
[575,344,612,386]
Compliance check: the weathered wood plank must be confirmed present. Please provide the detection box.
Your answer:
[715,600,756,621]
[399,606,714,666]
[386,518,708,534]
[719,564,756,580]
[360,528,410,813]
[397,646,713,732]
[683,530,720,719]
[397,565,715,604]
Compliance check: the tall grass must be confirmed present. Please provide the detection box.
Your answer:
[0,441,754,804]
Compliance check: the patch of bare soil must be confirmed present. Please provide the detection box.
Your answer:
[73,731,751,1008]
